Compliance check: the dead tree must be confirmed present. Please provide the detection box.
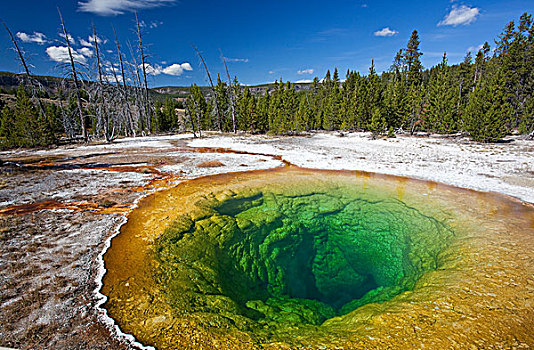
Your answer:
[113,27,135,137]
[58,8,87,141]
[135,11,152,134]
[108,52,127,136]
[91,24,113,142]
[219,49,236,133]
[127,40,146,133]
[192,44,222,132]
[194,98,202,138]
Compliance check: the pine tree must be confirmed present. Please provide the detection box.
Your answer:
[426,52,458,133]
[232,76,242,129]
[156,98,179,132]
[404,30,423,86]
[268,80,283,133]
[339,89,353,130]
[154,100,164,130]
[237,87,257,131]
[523,14,534,134]
[320,70,337,130]
[368,106,387,138]
[384,73,409,129]
[456,51,473,128]
[493,13,534,131]
[256,90,270,133]
[0,85,57,147]
[332,68,340,86]
[186,84,210,132]
[354,77,369,129]
[391,49,404,78]
[473,42,490,88]
[38,103,58,145]
[465,68,511,142]
[0,105,14,147]
[366,60,384,130]
[295,94,310,132]
[343,70,358,91]
[215,74,231,131]
[309,77,323,130]
[408,83,424,134]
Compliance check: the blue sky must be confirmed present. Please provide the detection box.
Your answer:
[0,0,533,87]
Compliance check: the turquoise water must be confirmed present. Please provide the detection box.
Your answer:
[155,183,453,329]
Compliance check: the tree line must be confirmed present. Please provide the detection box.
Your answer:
[186,12,533,142]
[1,12,533,148]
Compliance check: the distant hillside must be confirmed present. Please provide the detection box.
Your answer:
[0,71,313,99]
[153,82,313,97]
[0,71,164,100]
[0,71,65,95]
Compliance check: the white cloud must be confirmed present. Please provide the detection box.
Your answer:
[295,79,313,83]
[225,57,249,63]
[141,62,193,76]
[142,63,163,75]
[268,70,275,74]
[79,35,107,47]
[46,46,93,64]
[78,0,176,16]
[374,27,398,37]
[16,32,47,45]
[297,69,314,75]
[79,38,91,47]
[438,5,480,27]
[78,47,94,57]
[162,63,193,76]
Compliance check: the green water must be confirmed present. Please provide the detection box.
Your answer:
[154,183,452,332]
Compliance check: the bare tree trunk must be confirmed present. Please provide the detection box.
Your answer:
[106,48,125,136]
[92,24,112,142]
[220,49,236,133]
[2,20,49,123]
[113,27,135,137]
[192,98,202,138]
[135,11,152,134]
[184,103,197,138]
[58,8,87,141]
[192,44,222,132]
[127,40,145,134]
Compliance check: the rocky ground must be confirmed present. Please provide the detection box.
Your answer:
[0,131,532,349]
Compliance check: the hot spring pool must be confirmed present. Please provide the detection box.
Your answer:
[101,167,534,349]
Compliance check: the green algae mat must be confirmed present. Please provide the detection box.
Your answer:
[101,167,534,350]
